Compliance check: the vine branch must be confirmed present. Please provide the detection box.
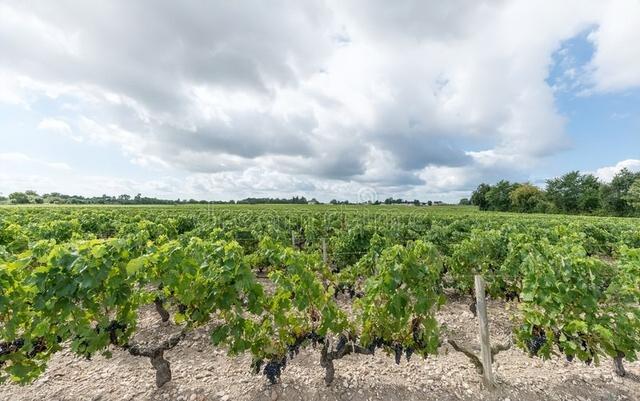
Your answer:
[320,338,374,385]
[447,337,511,375]
[125,329,186,387]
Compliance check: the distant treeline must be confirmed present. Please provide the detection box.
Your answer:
[0,191,451,206]
[236,196,316,204]
[467,168,640,216]
[0,192,322,205]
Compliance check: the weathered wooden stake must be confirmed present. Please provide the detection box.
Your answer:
[291,230,296,248]
[474,275,496,388]
[322,238,328,265]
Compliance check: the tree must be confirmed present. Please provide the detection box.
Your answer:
[485,181,519,211]
[509,184,544,213]
[601,168,640,216]
[546,172,581,213]
[470,183,491,211]
[9,192,30,204]
[623,178,640,212]
[458,198,471,206]
[546,171,600,214]
[578,174,601,213]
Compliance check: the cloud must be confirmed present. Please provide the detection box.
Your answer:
[0,1,639,200]
[0,152,72,171]
[586,0,640,92]
[37,117,83,142]
[593,159,640,182]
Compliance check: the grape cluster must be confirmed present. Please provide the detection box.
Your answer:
[335,335,348,354]
[411,319,426,349]
[27,337,47,358]
[504,291,519,302]
[287,335,306,359]
[308,332,325,348]
[362,337,412,364]
[405,347,414,362]
[393,344,403,365]
[0,339,24,366]
[526,327,546,356]
[0,337,50,367]
[285,331,326,360]
[263,358,286,384]
[105,321,127,345]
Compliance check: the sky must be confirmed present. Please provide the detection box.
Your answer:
[0,0,639,203]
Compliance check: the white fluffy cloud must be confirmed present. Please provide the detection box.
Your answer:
[593,159,640,182]
[586,0,640,92]
[0,1,639,201]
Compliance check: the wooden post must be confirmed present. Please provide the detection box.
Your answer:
[474,275,495,388]
[291,230,296,248]
[322,238,328,265]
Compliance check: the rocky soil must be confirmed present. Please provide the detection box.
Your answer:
[1,298,639,401]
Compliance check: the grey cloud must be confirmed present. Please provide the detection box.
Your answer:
[159,112,317,160]
[336,0,502,42]
[1,1,335,112]
[1,0,605,199]
[377,134,472,170]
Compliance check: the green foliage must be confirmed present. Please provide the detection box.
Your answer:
[1,204,639,385]
[356,241,444,356]
[509,184,545,213]
[623,178,640,211]
[470,183,491,210]
[449,229,509,297]
[515,239,638,364]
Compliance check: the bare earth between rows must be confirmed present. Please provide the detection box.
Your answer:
[1,298,638,401]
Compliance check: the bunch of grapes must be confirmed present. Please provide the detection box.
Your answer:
[405,347,414,362]
[411,319,426,348]
[335,335,348,354]
[526,327,546,356]
[105,321,127,345]
[0,337,52,368]
[0,339,24,366]
[0,339,24,355]
[393,344,403,365]
[263,358,286,384]
[504,291,519,302]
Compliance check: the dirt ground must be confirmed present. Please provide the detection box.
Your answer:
[1,298,639,401]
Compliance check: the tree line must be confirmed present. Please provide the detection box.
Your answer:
[0,192,322,206]
[468,168,640,216]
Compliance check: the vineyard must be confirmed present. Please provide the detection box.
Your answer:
[1,204,639,401]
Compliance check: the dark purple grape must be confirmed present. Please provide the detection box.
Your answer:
[336,335,348,354]
[405,347,414,362]
[394,344,403,365]
[263,360,283,384]
[526,328,546,356]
